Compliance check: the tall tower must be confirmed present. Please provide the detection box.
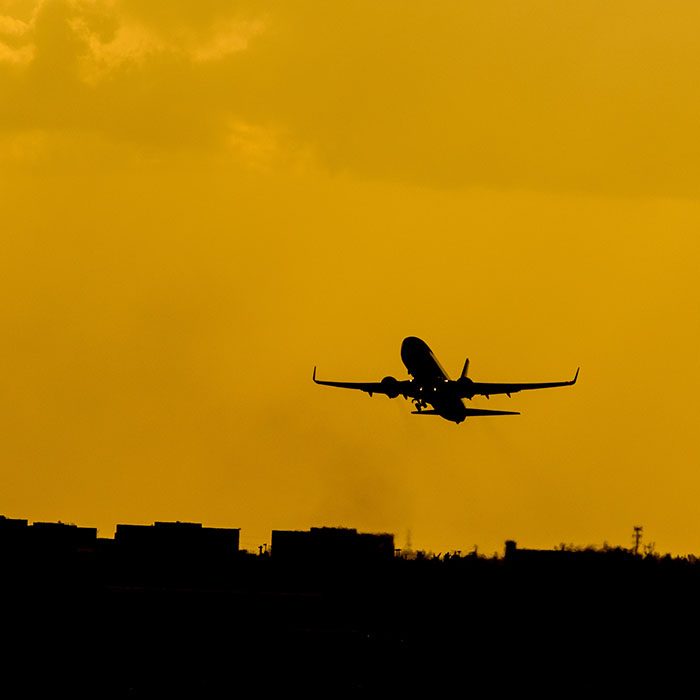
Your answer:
[632,525,643,555]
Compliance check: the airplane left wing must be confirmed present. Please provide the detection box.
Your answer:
[313,367,411,398]
[462,368,579,398]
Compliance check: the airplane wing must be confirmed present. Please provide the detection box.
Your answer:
[313,367,411,398]
[463,368,579,398]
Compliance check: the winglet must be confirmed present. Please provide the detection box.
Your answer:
[571,367,580,384]
[313,366,317,383]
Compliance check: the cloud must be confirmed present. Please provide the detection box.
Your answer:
[69,3,263,78]
[0,8,33,64]
[2,1,700,195]
[0,0,266,154]
[0,0,262,76]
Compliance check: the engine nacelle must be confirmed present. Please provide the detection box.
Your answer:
[381,376,400,399]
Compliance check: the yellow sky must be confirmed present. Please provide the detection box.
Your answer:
[2,0,700,554]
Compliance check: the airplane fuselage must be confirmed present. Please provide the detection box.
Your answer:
[400,337,470,423]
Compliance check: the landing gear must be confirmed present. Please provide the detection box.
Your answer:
[412,398,428,412]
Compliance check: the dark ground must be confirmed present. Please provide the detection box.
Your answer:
[2,547,698,696]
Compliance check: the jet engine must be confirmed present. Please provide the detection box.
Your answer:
[381,376,400,399]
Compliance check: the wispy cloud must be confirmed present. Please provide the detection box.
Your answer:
[3,1,700,194]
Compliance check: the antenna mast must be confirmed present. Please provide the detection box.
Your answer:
[632,525,643,556]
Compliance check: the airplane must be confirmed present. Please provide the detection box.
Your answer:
[313,336,578,424]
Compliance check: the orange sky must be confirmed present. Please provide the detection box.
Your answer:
[2,1,700,554]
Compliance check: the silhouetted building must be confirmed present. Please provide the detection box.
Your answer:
[0,516,29,555]
[504,539,585,562]
[115,521,239,557]
[271,527,394,563]
[503,539,639,577]
[0,516,28,537]
[29,521,97,551]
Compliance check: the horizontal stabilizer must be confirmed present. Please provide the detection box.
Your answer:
[463,408,520,416]
[412,408,519,417]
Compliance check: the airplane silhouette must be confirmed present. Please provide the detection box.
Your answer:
[313,336,578,424]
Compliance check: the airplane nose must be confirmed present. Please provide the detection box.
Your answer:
[401,336,429,352]
[401,336,431,365]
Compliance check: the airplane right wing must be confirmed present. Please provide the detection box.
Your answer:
[461,368,579,398]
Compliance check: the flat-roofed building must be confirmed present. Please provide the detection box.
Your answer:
[30,521,97,550]
[271,527,394,563]
[115,521,239,556]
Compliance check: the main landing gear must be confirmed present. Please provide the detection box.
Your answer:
[412,398,428,412]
